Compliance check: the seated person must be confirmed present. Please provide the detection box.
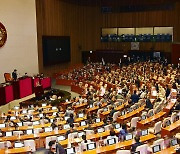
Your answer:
[145,98,153,109]
[104,129,118,145]
[12,69,18,80]
[48,140,56,154]
[119,123,128,141]
[67,113,74,124]
[65,107,74,117]
[84,123,93,130]
[51,119,58,130]
[0,129,3,137]
[130,90,139,104]
[65,123,78,138]
[103,118,111,126]
[40,113,50,123]
[80,134,92,151]
[131,136,143,152]
[58,124,63,130]
[56,142,65,154]
[109,106,117,117]
[4,115,15,127]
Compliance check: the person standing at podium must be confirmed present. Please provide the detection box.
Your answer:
[12,69,18,80]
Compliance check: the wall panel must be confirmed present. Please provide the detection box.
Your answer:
[36,0,180,74]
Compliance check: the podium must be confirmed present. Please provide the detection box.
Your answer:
[12,77,33,99]
[0,84,14,105]
[34,85,44,99]
[40,77,51,89]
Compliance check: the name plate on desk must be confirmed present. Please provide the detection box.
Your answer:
[171,99,176,103]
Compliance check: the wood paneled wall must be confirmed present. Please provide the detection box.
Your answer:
[36,0,180,74]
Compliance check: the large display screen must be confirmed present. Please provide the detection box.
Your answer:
[42,36,71,66]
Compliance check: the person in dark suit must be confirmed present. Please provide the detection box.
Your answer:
[165,85,170,98]
[67,113,74,124]
[65,123,77,138]
[131,136,143,152]
[131,90,139,104]
[145,98,153,109]
[12,69,17,80]
[109,106,117,117]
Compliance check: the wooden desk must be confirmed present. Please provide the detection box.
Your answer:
[82,134,156,154]
[0,146,31,154]
[60,129,112,147]
[73,103,88,112]
[161,120,180,137]
[0,121,104,142]
[0,121,65,132]
[117,106,145,123]
[100,103,127,119]
[163,99,176,113]
[155,146,177,154]
[137,111,166,129]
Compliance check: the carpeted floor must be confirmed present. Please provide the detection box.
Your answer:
[0,79,79,114]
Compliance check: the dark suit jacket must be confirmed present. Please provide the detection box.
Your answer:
[131,94,139,103]
[165,88,170,98]
[145,99,153,109]
[131,142,143,152]
[12,72,17,80]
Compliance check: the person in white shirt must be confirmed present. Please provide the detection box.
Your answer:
[104,130,118,145]
[80,134,91,151]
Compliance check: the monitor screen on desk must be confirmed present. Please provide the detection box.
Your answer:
[78,113,84,118]
[78,132,85,137]
[118,102,122,106]
[45,127,52,132]
[39,113,43,118]
[42,103,46,107]
[14,142,24,148]
[166,120,171,126]
[95,118,101,123]
[141,115,146,120]
[97,128,104,133]
[6,131,13,137]
[152,145,161,153]
[171,138,178,146]
[33,121,40,125]
[52,106,57,110]
[10,116,16,120]
[17,122,23,127]
[22,110,27,114]
[104,108,108,112]
[125,134,133,141]
[26,129,34,135]
[115,123,121,129]
[53,112,57,116]
[66,147,75,154]
[87,143,96,150]
[14,106,20,110]
[64,116,69,121]
[57,135,65,141]
[80,121,86,126]
[107,138,116,145]
[121,111,125,116]
[0,123,6,128]
[141,130,148,136]
[63,124,70,130]
[89,104,93,108]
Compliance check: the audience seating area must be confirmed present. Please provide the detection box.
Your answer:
[0,62,179,153]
